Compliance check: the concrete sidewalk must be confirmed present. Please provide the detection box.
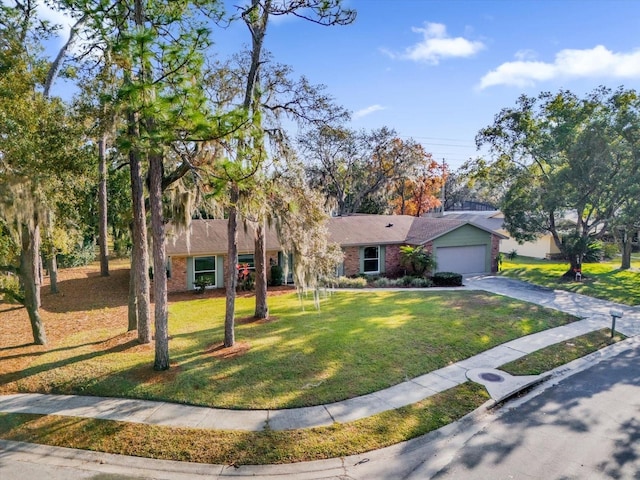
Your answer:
[1,275,638,432]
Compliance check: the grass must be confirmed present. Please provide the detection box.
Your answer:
[0,383,489,465]
[0,329,627,465]
[2,289,577,409]
[501,256,640,305]
[501,328,626,375]
[0,261,629,464]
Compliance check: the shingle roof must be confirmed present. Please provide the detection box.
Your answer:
[165,219,281,256]
[326,214,415,246]
[166,214,506,257]
[405,217,468,244]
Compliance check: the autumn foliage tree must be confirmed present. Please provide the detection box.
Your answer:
[391,148,443,216]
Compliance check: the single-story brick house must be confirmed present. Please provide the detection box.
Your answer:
[165,215,506,292]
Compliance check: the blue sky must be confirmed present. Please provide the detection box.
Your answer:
[34,0,640,170]
[229,0,640,169]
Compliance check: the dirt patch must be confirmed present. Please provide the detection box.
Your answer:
[206,341,251,359]
[127,362,182,385]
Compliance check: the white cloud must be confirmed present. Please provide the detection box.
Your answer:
[353,104,385,120]
[387,22,485,65]
[479,45,640,89]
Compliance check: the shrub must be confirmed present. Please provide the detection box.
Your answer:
[583,240,603,263]
[194,274,215,294]
[57,242,96,268]
[332,276,368,288]
[410,277,433,288]
[432,271,463,287]
[507,249,518,260]
[602,242,619,260]
[269,265,284,286]
[399,245,437,276]
[372,277,392,287]
[0,273,22,303]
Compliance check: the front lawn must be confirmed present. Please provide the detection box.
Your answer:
[500,256,640,305]
[1,264,576,409]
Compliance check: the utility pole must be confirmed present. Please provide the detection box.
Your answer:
[440,158,447,216]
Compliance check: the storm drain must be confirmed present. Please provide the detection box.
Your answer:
[466,368,551,406]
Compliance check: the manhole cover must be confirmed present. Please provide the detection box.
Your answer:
[479,372,505,383]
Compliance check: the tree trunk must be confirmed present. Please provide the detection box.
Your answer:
[128,256,138,331]
[128,118,151,344]
[620,229,632,270]
[48,255,58,294]
[34,223,41,309]
[149,153,169,370]
[21,223,46,345]
[224,184,239,348]
[254,220,268,320]
[98,133,110,277]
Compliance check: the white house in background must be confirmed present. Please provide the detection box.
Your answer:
[442,211,561,259]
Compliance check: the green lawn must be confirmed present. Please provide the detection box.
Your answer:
[501,256,640,305]
[0,328,625,465]
[5,290,576,409]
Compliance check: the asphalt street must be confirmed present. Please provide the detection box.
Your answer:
[421,344,640,480]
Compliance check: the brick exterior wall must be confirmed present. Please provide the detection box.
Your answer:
[168,256,188,293]
[342,246,360,276]
[491,235,501,273]
[384,244,403,277]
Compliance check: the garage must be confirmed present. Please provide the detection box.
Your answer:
[435,245,487,274]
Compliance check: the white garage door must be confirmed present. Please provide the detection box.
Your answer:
[435,245,487,274]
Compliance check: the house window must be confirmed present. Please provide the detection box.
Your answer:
[237,253,255,270]
[363,246,380,273]
[194,256,216,288]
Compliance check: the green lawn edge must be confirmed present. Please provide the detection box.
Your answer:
[0,329,625,465]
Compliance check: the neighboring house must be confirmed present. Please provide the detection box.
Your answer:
[442,211,561,259]
[165,215,506,293]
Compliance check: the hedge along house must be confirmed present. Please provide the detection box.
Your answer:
[328,215,506,278]
[165,215,506,292]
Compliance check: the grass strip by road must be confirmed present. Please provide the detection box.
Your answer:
[501,328,626,375]
[0,330,627,465]
[0,382,488,465]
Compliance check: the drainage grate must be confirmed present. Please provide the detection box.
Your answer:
[479,372,505,383]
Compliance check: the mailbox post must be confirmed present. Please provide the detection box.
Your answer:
[609,309,623,338]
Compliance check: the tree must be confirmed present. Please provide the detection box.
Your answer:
[0,1,86,344]
[270,164,343,309]
[390,148,442,216]
[302,127,425,215]
[207,0,354,345]
[476,87,639,276]
[72,0,226,368]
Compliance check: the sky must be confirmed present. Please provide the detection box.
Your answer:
[226,0,640,170]
[36,0,640,170]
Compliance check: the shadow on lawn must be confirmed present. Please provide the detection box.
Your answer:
[0,333,142,387]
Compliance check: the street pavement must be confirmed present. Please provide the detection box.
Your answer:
[1,275,639,478]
